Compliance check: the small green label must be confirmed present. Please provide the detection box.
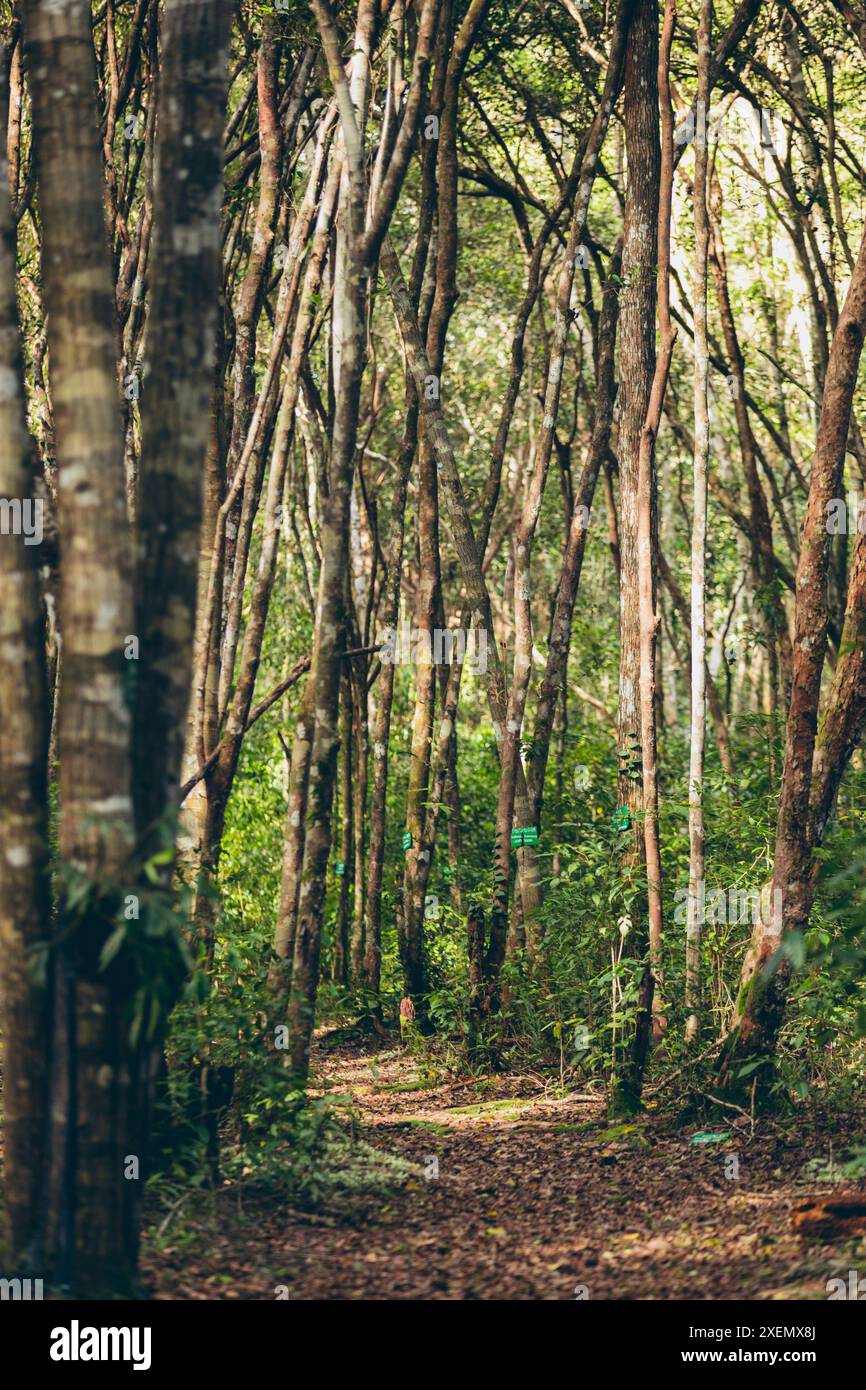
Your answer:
[401,830,413,851]
[334,860,346,877]
[511,826,538,848]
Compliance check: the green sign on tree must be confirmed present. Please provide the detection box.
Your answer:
[511,826,539,848]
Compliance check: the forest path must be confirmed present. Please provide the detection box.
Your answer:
[144,1031,866,1300]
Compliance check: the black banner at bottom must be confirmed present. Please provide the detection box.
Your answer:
[1,1295,859,1377]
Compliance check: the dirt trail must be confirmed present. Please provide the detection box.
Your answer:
[144,1033,866,1300]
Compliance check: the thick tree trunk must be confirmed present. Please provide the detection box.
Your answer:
[0,47,50,1269]
[24,0,139,1291]
[22,0,230,1292]
[134,0,231,845]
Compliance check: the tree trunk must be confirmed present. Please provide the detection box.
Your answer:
[363,392,417,1005]
[22,0,229,1292]
[285,0,376,1086]
[25,0,139,1292]
[717,213,866,1102]
[610,0,660,1118]
[685,0,712,1045]
[0,46,50,1269]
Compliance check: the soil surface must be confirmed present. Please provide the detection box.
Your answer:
[142,1031,866,1300]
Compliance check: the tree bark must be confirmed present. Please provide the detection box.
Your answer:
[717,213,866,1102]
[0,43,50,1270]
[610,0,660,1118]
[685,0,712,1045]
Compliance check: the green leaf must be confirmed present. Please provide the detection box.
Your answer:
[99,925,127,971]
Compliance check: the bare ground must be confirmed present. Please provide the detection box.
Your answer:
[142,1031,866,1300]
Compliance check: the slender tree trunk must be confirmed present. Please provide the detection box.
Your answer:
[285,0,376,1086]
[717,216,866,1102]
[810,522,866,847]
[658,550,735,779]
[333,669,353,986]
[636,0,677,1039]
[610,0,660,1118]
[269,678,315,1001]
[363,393,417,1005]
[686,0,712,1045]
[398,0,489,1014]
[206,153,340,965]
[400,430,439,1009]
[220,15,284,705]
[500,0,634,974]
[348,646,368,983]
[708,175,792,723]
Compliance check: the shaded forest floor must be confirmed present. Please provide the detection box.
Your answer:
[142,1030,866,1300]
